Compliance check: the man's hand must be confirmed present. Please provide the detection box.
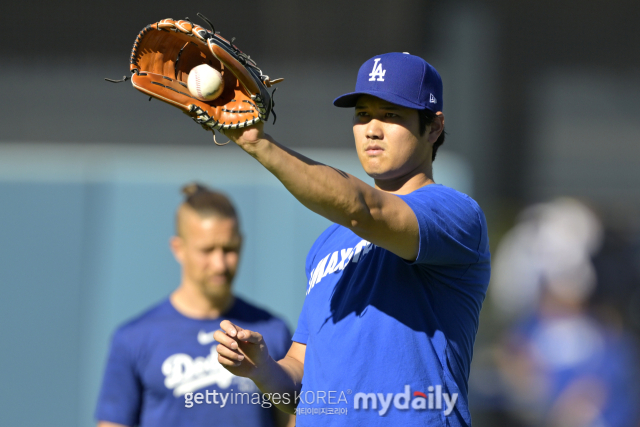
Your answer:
[214,320,272,379]
[215,322,306,414]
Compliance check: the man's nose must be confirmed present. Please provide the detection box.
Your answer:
[209,249,227,272]
[365,119,384,140]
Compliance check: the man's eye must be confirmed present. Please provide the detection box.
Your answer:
[385,113,399,118]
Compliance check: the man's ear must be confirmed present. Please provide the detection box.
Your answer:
[170,236,185,264]
[428,112,445,144]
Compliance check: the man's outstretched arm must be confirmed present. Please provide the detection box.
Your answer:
[214,320,305,414]
[224,123,425,261]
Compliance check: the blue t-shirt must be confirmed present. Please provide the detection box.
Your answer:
[95,297,291,427]
[292,184,490,426]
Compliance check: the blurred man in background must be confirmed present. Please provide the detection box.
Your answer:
[95,183,293,427]
[480,198,640,427]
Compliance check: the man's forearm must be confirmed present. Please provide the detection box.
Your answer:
[229,128,422,260]
[252,355,304,414]
[241,136,380,231]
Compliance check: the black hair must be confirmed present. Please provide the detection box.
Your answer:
[417,109,445,161]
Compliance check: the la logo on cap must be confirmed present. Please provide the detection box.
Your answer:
[332,52,443,112]
[368,58,386,82]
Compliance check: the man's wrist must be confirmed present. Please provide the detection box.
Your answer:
[238,135,272,158]
[251,354,279,389]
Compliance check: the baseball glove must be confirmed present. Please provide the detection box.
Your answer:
[108,14,282,143]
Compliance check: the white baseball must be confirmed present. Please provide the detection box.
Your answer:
[187,64,225,101]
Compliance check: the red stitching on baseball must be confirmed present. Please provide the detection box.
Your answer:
[195,70,202,99]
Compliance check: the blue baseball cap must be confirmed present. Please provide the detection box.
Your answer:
[333,52,443,112]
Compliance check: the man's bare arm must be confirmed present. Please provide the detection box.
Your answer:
[272,408,296,427]
[225,125,420,260]
[97,422,128,427]
[214,320,305,414]
[253,342,306,414]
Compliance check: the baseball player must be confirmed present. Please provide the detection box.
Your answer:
[95,184,293,427]
[212,52,491,426]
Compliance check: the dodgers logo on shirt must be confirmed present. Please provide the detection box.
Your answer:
[197,329,217,345]
[161,334,258,397]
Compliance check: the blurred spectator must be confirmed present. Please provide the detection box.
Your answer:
[591,226,640,338]
[475,198,640,427]
[492,198,603,318]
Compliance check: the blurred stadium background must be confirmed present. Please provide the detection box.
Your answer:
[1,1,639,426]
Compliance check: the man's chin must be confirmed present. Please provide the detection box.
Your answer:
[202,288,232,302]
[365,168,400,181]
[198,280,232,298]
[363,164,387,178]
[205,282,231,292]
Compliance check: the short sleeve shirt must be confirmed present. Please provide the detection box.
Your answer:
[95,297,291,427]
[293,184,491,426]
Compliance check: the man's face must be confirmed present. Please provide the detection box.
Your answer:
[353,95,432,181]
[172,210,241,301]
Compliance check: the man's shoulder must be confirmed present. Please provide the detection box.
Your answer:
[404,184,485,220]
[410,183,477,204]
[112,298,174,340]
[400,184,490,267]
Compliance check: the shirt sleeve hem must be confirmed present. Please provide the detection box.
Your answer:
[397,193,430,265]
[292,332,308,344]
